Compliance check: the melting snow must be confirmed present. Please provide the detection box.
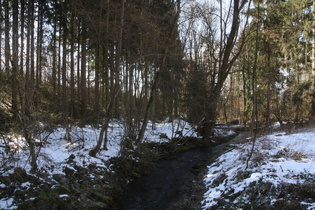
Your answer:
[202,129,315,209]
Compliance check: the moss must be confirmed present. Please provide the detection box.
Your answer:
[131,171,142,178]
[54,184,70,195]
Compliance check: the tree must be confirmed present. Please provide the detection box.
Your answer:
[312,0,315,117]
[261,0,313,122]
[136,0,182,144]
[11,0,18,118]
[80,23,87,118]
[4,0,10,75]
[182,0,250,139]
[89,0,125,156]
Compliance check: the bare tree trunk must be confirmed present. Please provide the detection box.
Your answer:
[0,1,2,72]
[25,0,32,117]
[81,25,87,119]
[12,0,18,118]
[76,22,81,100]
[52,1,57,97]
[90,0,124,156]
[36,0,43,87]
[136,65,163,145]
[5,0,10,75]
[70,9,75,116]
[61,1,70,141]
[62,1,68,104]
[30,0,35,87]
[202,0,250,140]
[104,0,110,108]
[246,0,260,169]
[57,23,62,97]
[20,0,24,77]
[94,44,100,115]
[137,0,182,144]
[311,0,315,118]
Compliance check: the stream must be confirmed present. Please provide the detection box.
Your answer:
[112,139,236,210]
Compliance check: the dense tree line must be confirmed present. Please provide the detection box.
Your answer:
[0,0,314,162]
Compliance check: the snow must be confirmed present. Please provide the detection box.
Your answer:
[0,119,200,209]
[1,118,315,209]
[0,198,16,210]
[202,129,315,209]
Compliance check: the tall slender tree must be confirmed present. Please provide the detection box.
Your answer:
[312,0,315,117]
[4,0,10,75]
[12,0,18,118]
[90,0,125,156]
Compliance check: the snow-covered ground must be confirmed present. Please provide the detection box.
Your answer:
[1,119,314,209]
[202,128,315,209]
[0,119,199,209]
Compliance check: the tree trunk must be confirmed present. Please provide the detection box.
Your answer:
[12,0,18,118]
[246,0,260,169]
[62,1,70,141]
[62,1,68,105]
[90,0,124,156]
[311,0,315,117]
[81,25,87,119]
[57,24,62,97]
[20,0,24,77]
[76,22,81,100]
[0,1,2,72]
[70,9,75,116]
[30,0,35,86]
[36,0,43,87]
[5,0,10,75]
[94,44,100,115]
[25,0,33,117]
[202,0,249,140]
[52,1,57,97]
[137,66,163,145]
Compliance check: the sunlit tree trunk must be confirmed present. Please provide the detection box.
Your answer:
[57,24,62,97]
[246,0,260,169]
[0,1,2,72]
[202,0,249,140]
[312,0,315,117]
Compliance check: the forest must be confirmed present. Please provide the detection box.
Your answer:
[0,0,315,209]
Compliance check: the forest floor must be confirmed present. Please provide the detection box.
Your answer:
[0,119,234,209]
[202,122,315,209]
[0,120,315,209]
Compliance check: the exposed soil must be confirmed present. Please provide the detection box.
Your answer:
[112,134,239,210]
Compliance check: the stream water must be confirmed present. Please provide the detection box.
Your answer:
[112,141,234,210]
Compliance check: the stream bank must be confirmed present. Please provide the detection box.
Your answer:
[111,132,240,210]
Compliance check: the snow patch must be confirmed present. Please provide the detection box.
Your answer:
[202,130,315,209]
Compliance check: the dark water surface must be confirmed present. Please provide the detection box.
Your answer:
[112,142,232,210]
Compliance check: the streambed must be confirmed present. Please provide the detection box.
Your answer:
[113,140,235,210]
